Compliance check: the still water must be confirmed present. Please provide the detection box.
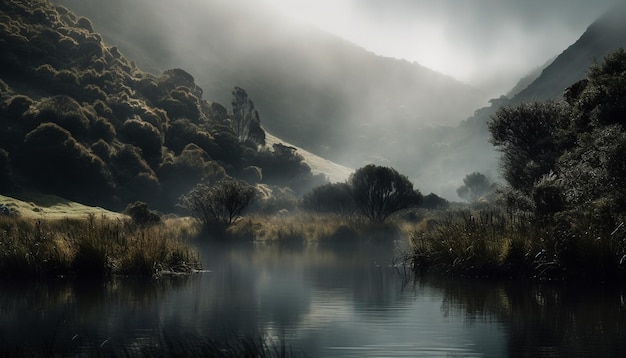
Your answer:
[1,239,626,357]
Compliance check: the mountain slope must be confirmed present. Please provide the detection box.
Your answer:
[415,3,626,199]
[513,3,626,102]
[54,0,489,167]
[0,0,326,211]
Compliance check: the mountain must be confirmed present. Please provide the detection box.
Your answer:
[513,3,626,103]
[415,3,626,199]
[0,0,327,212]
[53,0,489,168]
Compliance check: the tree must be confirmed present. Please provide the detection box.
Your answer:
[231,87,265,146]
[349,164,422,222]
[179,178,256,228]
[301,182,356,216]
[488,100,572,194]
[456,172,495,202]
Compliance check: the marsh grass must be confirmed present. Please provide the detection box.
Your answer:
[228,213,404,244]
[409,208,626,281]
[0,214,201,279]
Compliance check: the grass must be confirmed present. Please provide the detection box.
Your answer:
[0,192,124,219]
[407,207,626,282]
[227,212,403,244]
[0,214,202,279]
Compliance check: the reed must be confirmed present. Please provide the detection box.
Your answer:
[228,212,403,243]
[408,207,626,281]
[0,214,201,279]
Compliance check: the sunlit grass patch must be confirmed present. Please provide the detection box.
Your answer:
[228,213,352,242]
[0,215,201,279]
[228,212,407,244]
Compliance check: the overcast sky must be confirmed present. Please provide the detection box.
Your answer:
[261,0,617,96]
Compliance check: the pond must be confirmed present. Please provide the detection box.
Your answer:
[1,238,625,357]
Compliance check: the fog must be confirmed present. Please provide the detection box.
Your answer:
[261,0,617,97]
[55,0,617,200]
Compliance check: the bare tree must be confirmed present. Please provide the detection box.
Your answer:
[179,178,256,228]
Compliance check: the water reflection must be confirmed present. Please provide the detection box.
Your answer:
[1,240,625,356]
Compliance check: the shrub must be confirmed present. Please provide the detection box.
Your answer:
[15,123,115,205]
[120,117,163,162]
[301,182,356,216]
[0,148,14,193]
[124,201,161,226]
[179,178,256,230]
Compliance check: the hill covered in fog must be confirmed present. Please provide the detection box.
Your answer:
[0,0,327,211]
[54,0,490,169]
[416,2,626,198]
[512,2,626,103]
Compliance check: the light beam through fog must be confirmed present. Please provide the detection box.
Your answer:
[262,0,616,96]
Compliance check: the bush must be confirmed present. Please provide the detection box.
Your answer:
[15,123,115,205]
[120,117,163,162]
[124,201,161,226]
[301,182,356,216]
[179,178,256,230]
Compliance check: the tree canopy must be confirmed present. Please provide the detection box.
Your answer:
[488,48,626,215]
[348,164,421,222]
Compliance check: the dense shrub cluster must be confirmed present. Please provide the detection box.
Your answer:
[489,49,626,217]
[0,0,324,212]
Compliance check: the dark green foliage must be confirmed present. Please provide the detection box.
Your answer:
[165,118,216,155]
[490,49,626,216]
[111,145,160,206]
[157,144,226,211]
[421,193,449,210]
[532,174,565,216]
[26,95,90,140]
[158,86,202,122]
[15,123,115,205]
[120,118,163,164]
[0,0,324,212]
[242,165,263,184]
[124,201,161,226]
[0,149,13,193]
[231,86,265,146]
[253,143,326,195]
[89,115,116,142]
[489,100,572,194]
[301,182,356,216]
[179,178,256,229]
[575,48,626,128]
[349,164,422,222]
[456,172,495,202]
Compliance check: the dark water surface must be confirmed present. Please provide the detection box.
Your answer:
[1,239,625,357]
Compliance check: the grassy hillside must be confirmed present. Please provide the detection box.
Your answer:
[0,193,124,219]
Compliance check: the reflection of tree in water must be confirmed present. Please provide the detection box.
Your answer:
[418,277,626,357]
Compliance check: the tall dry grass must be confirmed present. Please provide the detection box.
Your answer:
[228,213,404,243]
[408,208,626,281]
[0,214,201,279]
